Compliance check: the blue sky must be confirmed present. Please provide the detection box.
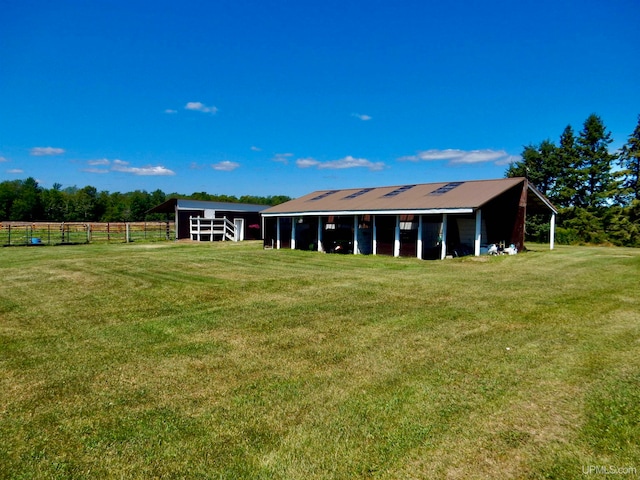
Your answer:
[1,0,638,198]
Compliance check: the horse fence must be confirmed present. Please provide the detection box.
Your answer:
[0,222,175,246]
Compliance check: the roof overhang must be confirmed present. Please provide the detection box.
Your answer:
[262,208,474,217]
[527,183,558,214]
[260,178,558,218]
[148,198,267,214]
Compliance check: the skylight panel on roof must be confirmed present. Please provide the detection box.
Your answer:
[342,188,374,199]
[309,190,339,201]
[382,185,416,198]
[428,182,464,196]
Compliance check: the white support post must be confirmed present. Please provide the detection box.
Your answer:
[417,215,423,260]
[440,214,448,260]
[317,217,323,252]
[394,215,400,257]
[276,217,281,249]
[474,209,482,256]
[175,206,179,242]
[372,215,377,255]
[126,223,130,243]
[291,217,296,250]
[353,216,359,254]
[550,213,556,250]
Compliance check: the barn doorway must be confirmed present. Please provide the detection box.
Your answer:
[234,218,245,241]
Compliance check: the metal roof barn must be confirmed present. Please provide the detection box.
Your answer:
[149,198,267,241]
[261,178,557,259]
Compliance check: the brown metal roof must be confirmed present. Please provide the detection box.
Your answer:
[148,198,267,214]
[262,177,544,216]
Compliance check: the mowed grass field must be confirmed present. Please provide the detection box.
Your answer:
[1,241,639,479]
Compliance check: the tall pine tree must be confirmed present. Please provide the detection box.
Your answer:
[505,140,557,196]
[553,125,580,208]
[575,114,618,207]
[619,114,640,203]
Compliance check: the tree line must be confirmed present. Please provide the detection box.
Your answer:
[506,113,640,247]
[0,180,291,223]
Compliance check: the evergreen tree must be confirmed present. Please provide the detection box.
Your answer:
[619,114,640,203]
[505,140,558,198]
[575,114,619,207]
[553,125,580,208]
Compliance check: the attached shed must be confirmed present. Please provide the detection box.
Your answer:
[261,177,557,259]
[148,198,267,241]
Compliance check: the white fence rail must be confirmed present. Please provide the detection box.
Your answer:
[189,216,237,242]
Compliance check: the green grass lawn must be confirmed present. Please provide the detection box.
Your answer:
[1,241,639,479]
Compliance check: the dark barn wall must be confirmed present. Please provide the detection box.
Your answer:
[263,217,277,248]
[399,214,417,257]
[375,215,396,256]
[178,209,204,239]
[323,216,355,253]
[280,218,292,249]
[421,215,443,260]
[295,217,319,251]
[263,217,292,248]
[216,210,263,240]
[482,183,525,250]
[356,215,373,254]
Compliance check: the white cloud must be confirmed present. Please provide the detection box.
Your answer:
[297,155,385,171]
[251,146,262,152]
[7,168,24,174]
[273,153,294,164]
[113,165,175,176]
[30,146,65,156]
[110,159,175,176]
[212,161,240,171]
[352,113,372,121]
[185,101,218,114]
[81,158,175,176]
[87,158,110,166]
[0,156,8,162]
[164,109,178,114]
[496,155,522,166]
[398,149,515,165]
[296,158,320,168]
